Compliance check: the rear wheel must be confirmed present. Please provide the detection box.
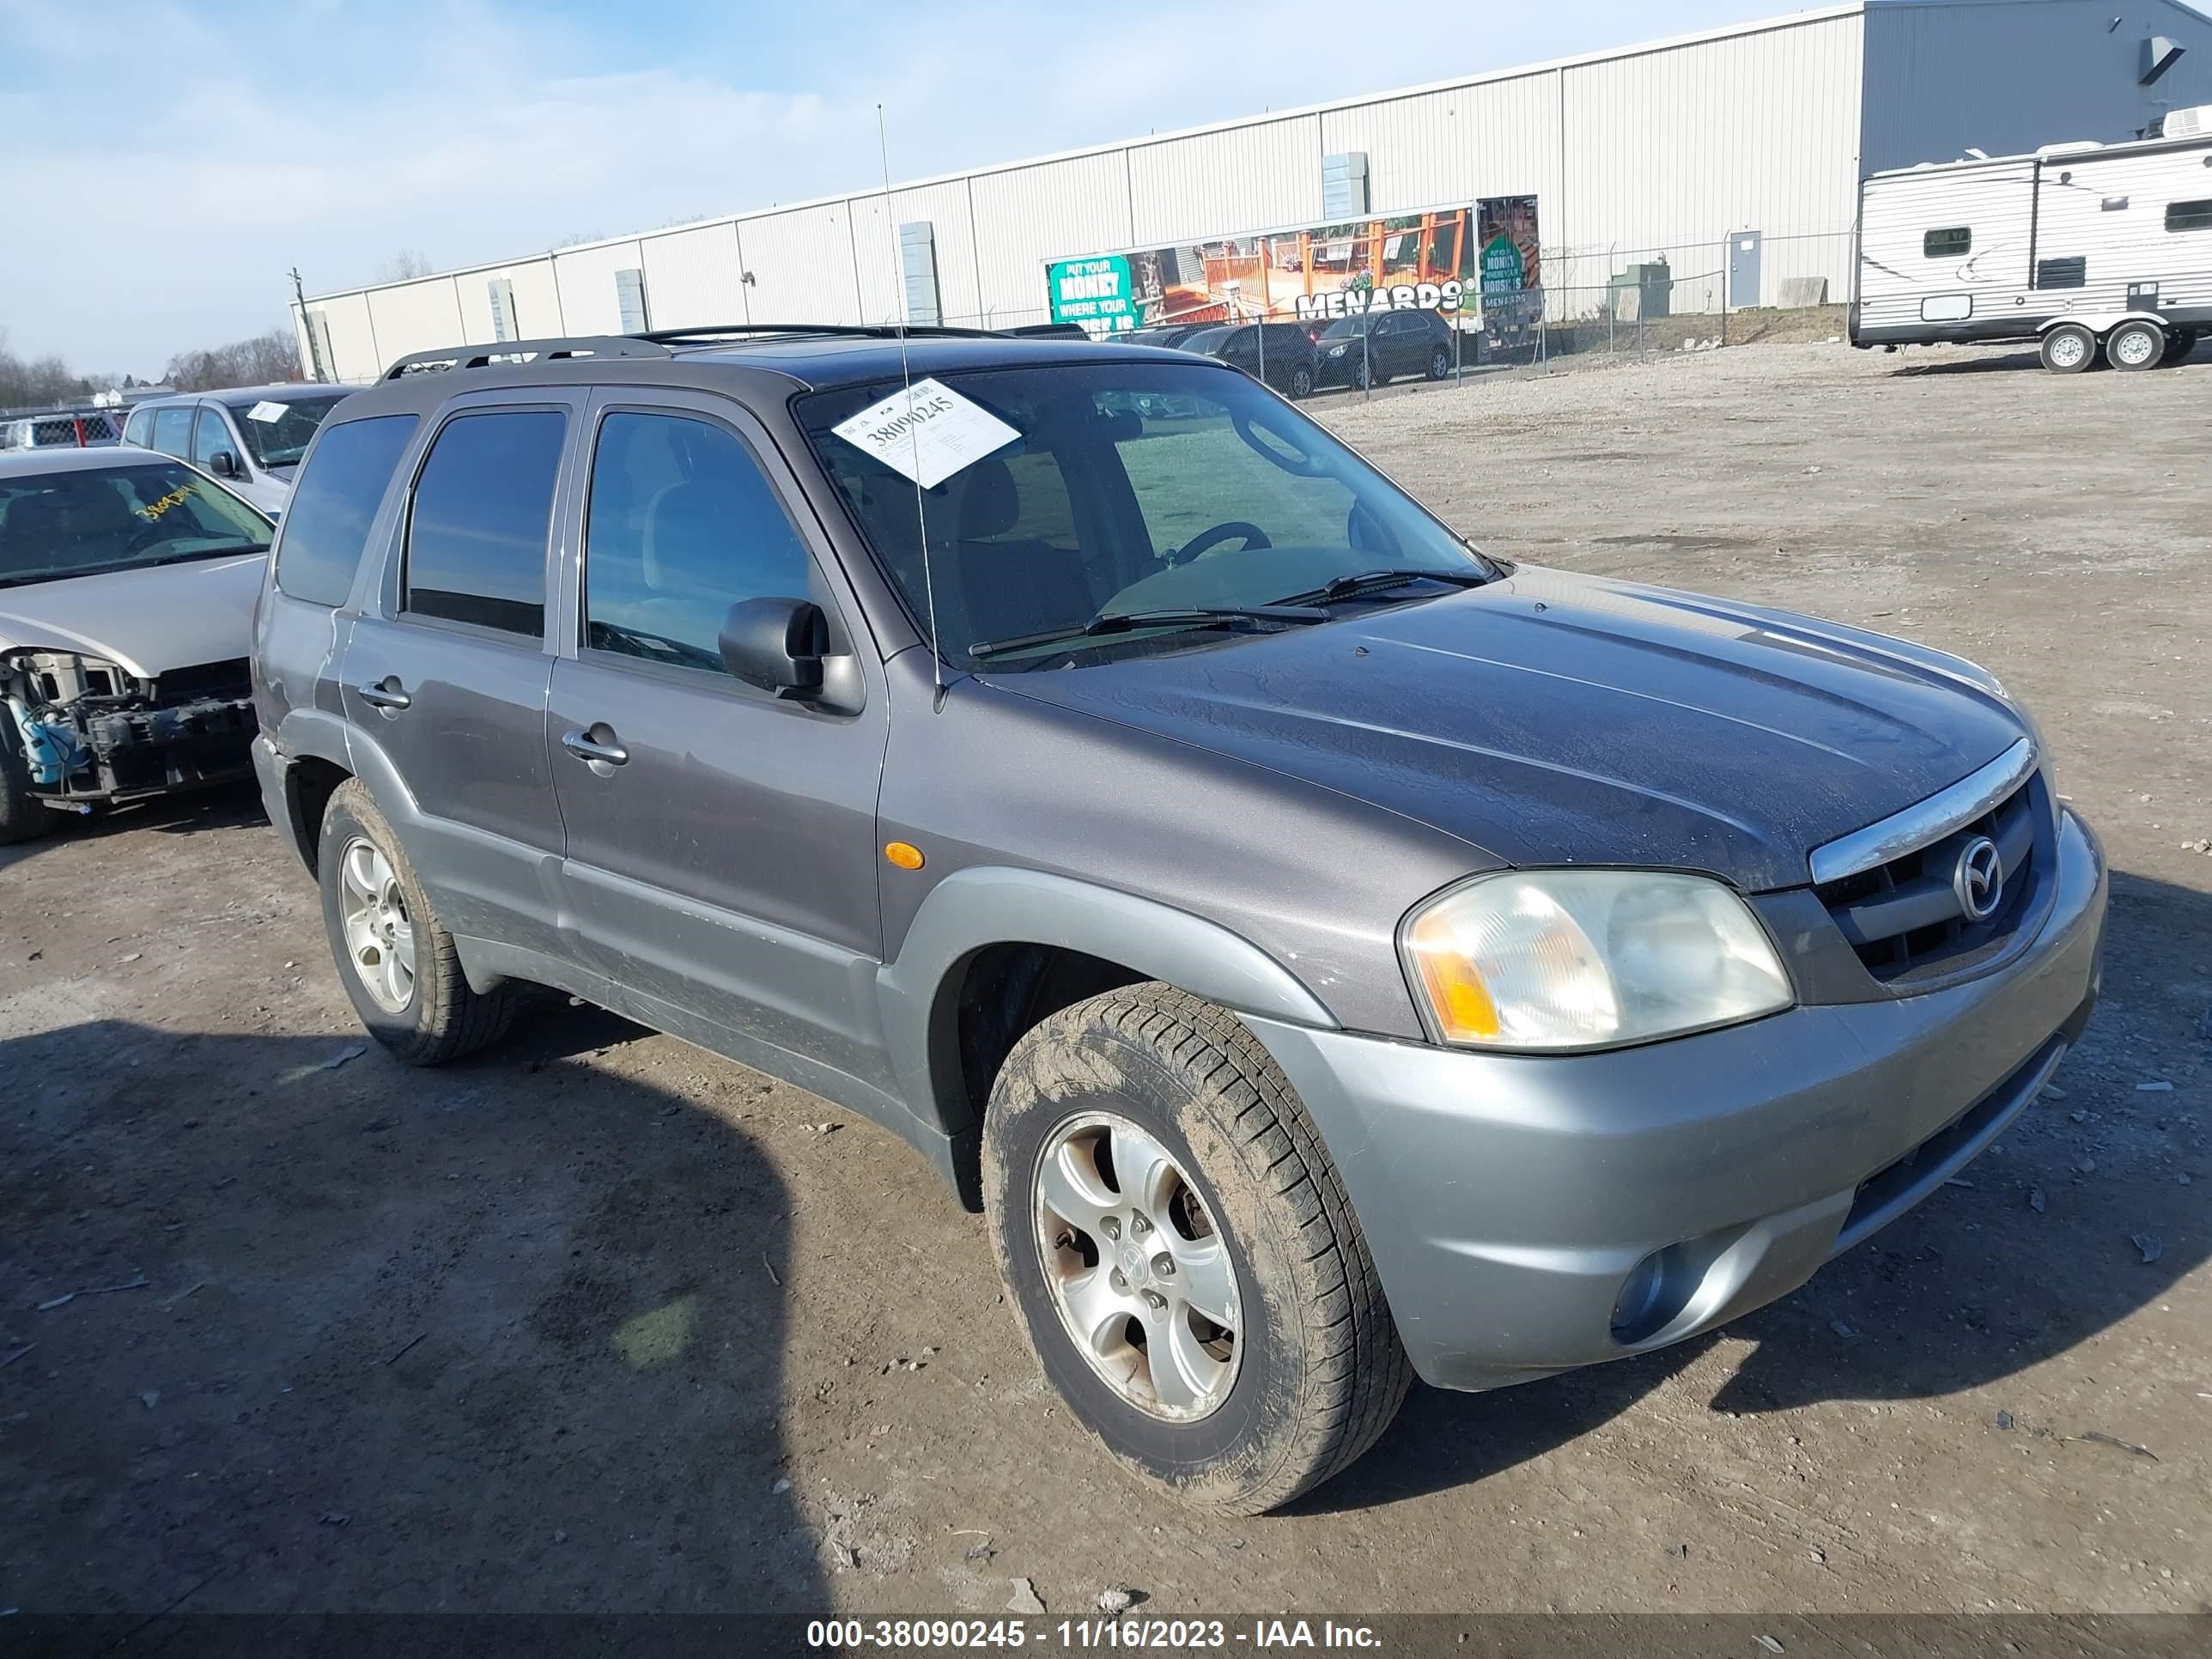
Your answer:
[319,779,512,1065]
[2039,324,2098,374]
[1427,346,1451,380]
[0,723,58,847]
[982,982,1411,1515]
[2106,319,2166,372]
[1286,365,1315,400]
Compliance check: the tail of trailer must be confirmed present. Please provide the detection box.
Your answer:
[1853,110,2212,372]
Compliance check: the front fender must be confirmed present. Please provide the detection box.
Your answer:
[875,865,1339,1145]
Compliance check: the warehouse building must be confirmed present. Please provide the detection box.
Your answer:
[294,0,2212,381]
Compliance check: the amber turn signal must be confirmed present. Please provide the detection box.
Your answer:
[884,841,926,871]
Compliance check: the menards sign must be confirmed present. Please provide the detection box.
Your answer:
[1043,199,1540,338]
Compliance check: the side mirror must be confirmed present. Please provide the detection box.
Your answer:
[719,596,827,698]
[210,451,240,478]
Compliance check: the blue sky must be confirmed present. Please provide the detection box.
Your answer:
[4,0,1860,373]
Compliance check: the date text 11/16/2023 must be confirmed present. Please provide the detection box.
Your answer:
[805,1617,1382,1649]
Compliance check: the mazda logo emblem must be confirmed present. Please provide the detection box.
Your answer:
[1954,836,2004,922]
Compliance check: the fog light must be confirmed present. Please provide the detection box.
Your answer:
[1611,1250,1670,1342]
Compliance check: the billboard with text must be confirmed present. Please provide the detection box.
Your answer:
[1047,199,1540,338]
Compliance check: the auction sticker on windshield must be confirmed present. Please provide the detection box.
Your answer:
[246,401,289,423]
[831,378,1019,489]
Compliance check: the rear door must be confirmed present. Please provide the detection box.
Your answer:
[151,406,192,459]
[336,391,580,957]
[544,388,895,1091]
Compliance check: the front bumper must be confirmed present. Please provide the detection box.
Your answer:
[32,694,257,805]
[1244,808,2107,1392]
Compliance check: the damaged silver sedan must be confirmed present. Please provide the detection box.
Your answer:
[1,448,272,843]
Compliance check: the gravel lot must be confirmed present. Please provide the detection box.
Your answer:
[3,340,2206,1621]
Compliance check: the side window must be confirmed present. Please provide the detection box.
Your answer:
[1923,227,1972,258]
[274,415,420,606]
[583,410,811,674]
[404,410,566,636]
[152,406,192,458]
[123,408,154,448]
[191,406,234,466]
[2166,198,2212,232]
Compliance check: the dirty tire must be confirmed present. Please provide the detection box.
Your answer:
[0,721,58,847]
[1287,366,1315,400]
[1427,347,1451,380]
[319,779,511,1066]
[2039,324,2098,374]
[2106,319,2166,373]
[982,982,1411,1515]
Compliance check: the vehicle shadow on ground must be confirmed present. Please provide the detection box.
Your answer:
[1304,866,2208,1510]
[0,1018,824,1620]
[1889,348,2209,376]
[0,780,267,874]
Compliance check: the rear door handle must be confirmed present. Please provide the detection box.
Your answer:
[356,680,410,710]
[561,728,629,766]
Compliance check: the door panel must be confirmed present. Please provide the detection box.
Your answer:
[547,392,894,1091]
[339,618,563,954]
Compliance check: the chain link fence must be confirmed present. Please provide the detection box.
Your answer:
[903,228,1855,398]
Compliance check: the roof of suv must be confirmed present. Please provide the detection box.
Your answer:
[330,329,1204,421]
[133,383,338,410]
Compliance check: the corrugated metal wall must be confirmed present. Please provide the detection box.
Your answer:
[1861,0,2212,175]
[311,2,2201,378]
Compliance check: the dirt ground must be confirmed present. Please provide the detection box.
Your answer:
[3,339,2207,1623]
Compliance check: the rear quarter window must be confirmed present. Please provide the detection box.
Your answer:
[273,415,421,607]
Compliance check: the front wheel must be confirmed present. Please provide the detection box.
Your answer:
[981,983,1411,1515]
[2106,319,2166,372]
[2039,324,2098,374]
[319,779,512,1066]
[1427,346,1451,380]
[1286,366,1315,400]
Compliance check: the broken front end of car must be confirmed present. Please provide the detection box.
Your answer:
[3,650,256,812]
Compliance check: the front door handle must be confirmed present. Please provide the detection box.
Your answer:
[561,727,629,766]
[356,679,410,710]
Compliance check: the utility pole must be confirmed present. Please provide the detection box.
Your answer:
[290,267,327,382]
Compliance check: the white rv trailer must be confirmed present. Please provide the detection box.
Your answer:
[1852,106,2212,372]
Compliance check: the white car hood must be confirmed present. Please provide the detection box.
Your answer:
[0,553,266,680]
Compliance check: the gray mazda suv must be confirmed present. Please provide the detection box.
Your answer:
[250,326,2105,1514]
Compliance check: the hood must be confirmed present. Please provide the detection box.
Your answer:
[0,553,266,680]
[988,565,2027,892]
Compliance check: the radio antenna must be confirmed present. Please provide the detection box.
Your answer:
[878,103,945,711]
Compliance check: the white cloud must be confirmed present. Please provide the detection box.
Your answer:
[1,0,1788,370]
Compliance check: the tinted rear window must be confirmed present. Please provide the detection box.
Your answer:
[273,415,419,606]
[403,410,565,636]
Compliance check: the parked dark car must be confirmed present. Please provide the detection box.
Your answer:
[1313,307,1462,388]
[250,325,2104,1516]
[1121,323,1219,349]
[1177,321,1319,398]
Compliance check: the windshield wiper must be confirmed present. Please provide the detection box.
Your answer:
[1273,566,1492,607]
[969,604,1329,661]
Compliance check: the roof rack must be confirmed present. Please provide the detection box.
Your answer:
[381,335,672,380]
[380,319,1092,380]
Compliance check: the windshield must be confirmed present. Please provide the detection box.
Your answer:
[223,393,346,469]
[1318,316,1376,340]
[0,460,273,588]
[799,360,1492,670]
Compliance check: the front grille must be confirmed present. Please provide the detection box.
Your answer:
[1816,774,2045,984]
[150,659,252,705]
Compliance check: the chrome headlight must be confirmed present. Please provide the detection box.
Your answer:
[1328,343,1347,356]
[1399,870,1792,1052]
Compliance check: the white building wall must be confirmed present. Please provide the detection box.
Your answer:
[1861,0,2212,174]
[641,222,749,330]
[453,259,562,343]
[1554,9,1866,307]
[1316,73,1564,218]
[551,239,647,335]
[309,291,380,383]
[364,277,467,375]
[848,179,987,325]
[1126,115,1324,245]
[738,203,865,325]
[968,149,1134,325]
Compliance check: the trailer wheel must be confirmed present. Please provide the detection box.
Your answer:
[2039,325,2098,374]
[2161,328,2198,365]
[2106,320,2166,372]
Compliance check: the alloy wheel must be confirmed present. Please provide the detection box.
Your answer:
[338,836,416,1013]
